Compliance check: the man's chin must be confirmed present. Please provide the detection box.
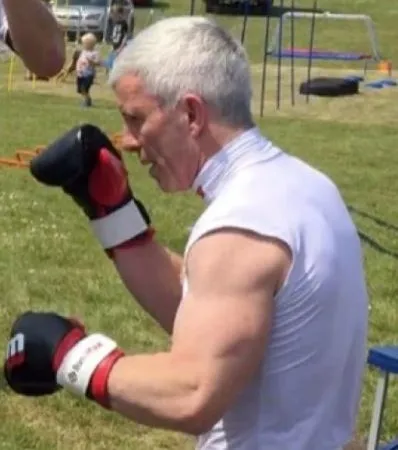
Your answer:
[149,169,193,193]
[155,179,191,194]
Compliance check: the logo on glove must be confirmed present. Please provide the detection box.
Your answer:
[6,333,25,370]
[66,341,105,385]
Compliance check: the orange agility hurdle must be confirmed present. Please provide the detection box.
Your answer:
[0,133,128,169]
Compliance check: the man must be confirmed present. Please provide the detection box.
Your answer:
[105,5,129,73]
[4,16,368,450]
[0,0,65,77]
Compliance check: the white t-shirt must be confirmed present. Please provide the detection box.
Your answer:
[76,49,100,77]
[182,128,368,450]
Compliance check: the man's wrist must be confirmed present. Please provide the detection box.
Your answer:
[90,200,151,250]
[56,333,125,408]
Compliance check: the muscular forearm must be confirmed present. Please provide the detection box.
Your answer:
[107,353,209,435]
[4,0,65,76]
[113,241,183,335]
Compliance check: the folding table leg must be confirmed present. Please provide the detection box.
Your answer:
[367,372,389,450]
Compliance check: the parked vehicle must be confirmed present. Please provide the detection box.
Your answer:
[52,0,135,42]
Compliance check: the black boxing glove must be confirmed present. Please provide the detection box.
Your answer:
[4,311,124,409]
[29,124,154,254]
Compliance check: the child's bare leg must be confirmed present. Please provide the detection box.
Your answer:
[81,89,92,107]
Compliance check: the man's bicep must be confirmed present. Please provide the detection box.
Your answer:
[172,290,272,394]
[171,229,291,417]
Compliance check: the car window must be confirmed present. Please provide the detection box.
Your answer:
[56,0,108,6]
[108,0,132,7]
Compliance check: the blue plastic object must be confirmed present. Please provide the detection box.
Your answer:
[271,48,372,61]
[368,346,398,374]
[379,439,398,450]
[365,79,398,89]
[365,81,385,89]
[379,79,398,86]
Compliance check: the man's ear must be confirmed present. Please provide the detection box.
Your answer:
[182,94,207,138]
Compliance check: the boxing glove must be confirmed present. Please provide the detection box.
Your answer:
[4,311,124,409]
[29,124,154,254]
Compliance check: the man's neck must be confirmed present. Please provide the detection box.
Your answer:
[198,122,252,171]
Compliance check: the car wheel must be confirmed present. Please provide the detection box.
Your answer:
[67,31,76,42]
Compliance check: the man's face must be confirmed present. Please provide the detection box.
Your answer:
[114,74,203,192]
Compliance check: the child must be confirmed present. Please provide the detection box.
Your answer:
[75,32,101,107]
[105,5,129,73]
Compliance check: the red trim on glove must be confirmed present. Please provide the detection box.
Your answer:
[89,349,125,409]
[52,327,87,372]
[6,352,25,370]
[115,227,156,249]
[106,227,156,259]
[89,148,129,207]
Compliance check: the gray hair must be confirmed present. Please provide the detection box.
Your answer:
[108,16,253,128]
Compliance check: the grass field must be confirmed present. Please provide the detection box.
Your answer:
[1,0,398,448]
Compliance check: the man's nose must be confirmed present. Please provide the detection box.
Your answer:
[121,129,141,153]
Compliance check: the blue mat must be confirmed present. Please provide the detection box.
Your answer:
[271,48,372,61]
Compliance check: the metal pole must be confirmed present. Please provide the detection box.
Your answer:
[306,0,317,104]
[240,0,249,44]
[260,13,271,117]
[290,0,295,106]
[276,0,284,110]
[102,0,112,44]
[367,372,389,450]
[190,0,196,15]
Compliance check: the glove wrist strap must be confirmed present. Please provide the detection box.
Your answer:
[90,200,149,249]
[56,333,121,403]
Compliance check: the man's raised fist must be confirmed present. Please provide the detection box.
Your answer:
[29,124,154,252]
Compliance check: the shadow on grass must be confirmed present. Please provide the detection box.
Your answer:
[349,206,398,234]
[358,231,398,260]
[349,205,398,260]
[134,1,170,9]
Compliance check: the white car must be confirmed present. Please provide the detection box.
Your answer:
[52,0,135,42]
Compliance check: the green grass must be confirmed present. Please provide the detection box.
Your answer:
[0,0,398,448]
